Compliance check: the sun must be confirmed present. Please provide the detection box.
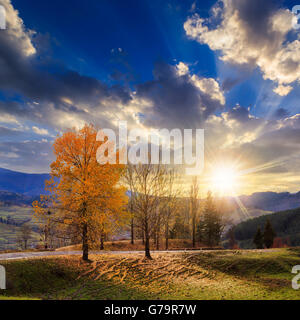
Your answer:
[210,166,239,195]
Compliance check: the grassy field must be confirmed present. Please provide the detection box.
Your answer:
[0,206,34,223]
[0,248,300,300]
[0,206,40,250]
[0,223,40,251]
[0,222,40,251]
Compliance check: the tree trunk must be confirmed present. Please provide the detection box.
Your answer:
[165,222,169,250]
[192,214,196,248]
[156,223,160,250]
[45,225,48,250]
[100,233,104,250]
[131,217,134,245]
[144,220,152,259]
[145,235,151,259]
[82,223,89,261]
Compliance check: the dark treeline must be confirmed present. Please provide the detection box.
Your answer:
[234,207,300,248]
[0,216,28,227]
[0,216,41,234]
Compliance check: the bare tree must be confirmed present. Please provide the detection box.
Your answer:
[39,210,54,249]
[125,163,168,259]
[128,196,135,245]
[190,177,200,248]
[17,224,32,250]
[153,206,162,250]
[161,169,182,250]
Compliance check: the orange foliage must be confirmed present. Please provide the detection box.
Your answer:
[272,237,291,248]
[33,124,128,259]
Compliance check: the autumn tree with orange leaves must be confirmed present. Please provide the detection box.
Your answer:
[33,124,128,261]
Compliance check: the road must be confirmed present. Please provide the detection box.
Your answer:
[0,250,199,261]
[0,248,279,261]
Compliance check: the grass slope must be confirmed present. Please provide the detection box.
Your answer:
[0,206,40,250]
[0,223,40,251]
[0,206,34,223]
[0,248,300,300]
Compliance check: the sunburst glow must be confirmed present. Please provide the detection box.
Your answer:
[210,166,239,195]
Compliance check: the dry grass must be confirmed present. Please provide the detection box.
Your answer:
[1,248,300,300]
[76,253,212,284]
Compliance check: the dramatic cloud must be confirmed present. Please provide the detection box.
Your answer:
[202,106,300,193]
[0,1,227,172]
[0,0,300,194]
[273,108,290,119]
[184,0,300,95]
[0,0,133,132]
[0,0,225,133]
[0,139,54,173]
[135,62,225,129]
[0,0,36,56]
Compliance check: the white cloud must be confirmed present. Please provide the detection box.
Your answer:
[0,0,36,56]
[273,84,293,96]
[0,151,19,158]
[184,0,300,96]
[176,62,189,76]
[191,75,225,105]
[32,126,50,136]
[0,113,19,125]
[176,62,225,105]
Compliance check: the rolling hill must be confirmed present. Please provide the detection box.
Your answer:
[0,168,49,196]
[234,207,300,248]
[0,191,37,206]
[237,192,300,212]
[0,167,300,212]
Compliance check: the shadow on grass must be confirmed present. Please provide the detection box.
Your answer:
[0,257,163,300]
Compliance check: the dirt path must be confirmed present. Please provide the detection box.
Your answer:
[0,250,203,261]
[0,248,281,261]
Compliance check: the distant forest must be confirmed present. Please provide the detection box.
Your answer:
[233,207,300,248]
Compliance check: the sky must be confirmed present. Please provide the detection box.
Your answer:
[0,0,300,195]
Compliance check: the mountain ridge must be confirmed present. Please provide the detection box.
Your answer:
[0,167,50,196]
[0,167,300,213]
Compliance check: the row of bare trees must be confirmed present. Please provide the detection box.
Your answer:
[124,163,181,259]
[125,164,227,259]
